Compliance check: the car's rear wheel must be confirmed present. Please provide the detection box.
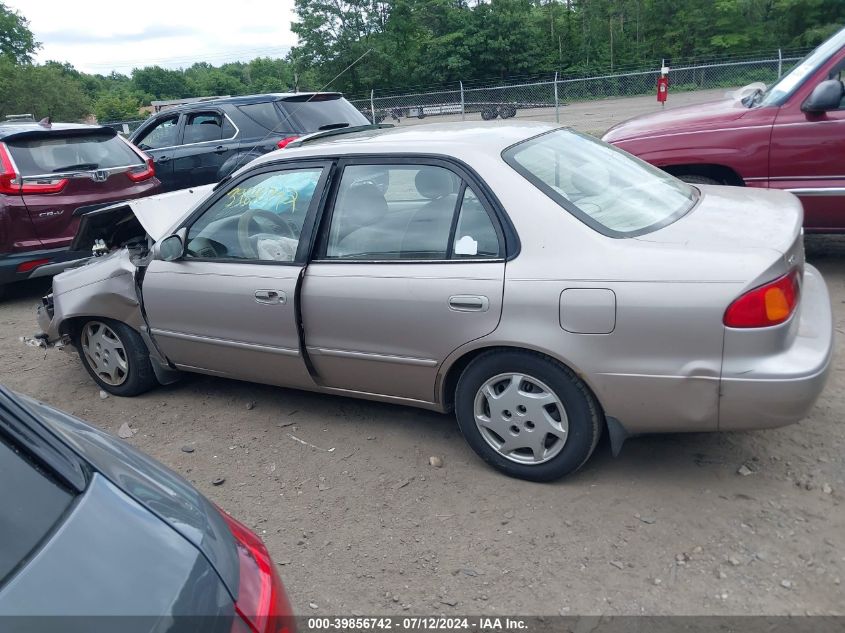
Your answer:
[455,350,602,481]
[678,174,722,185]
[76,319,157,397]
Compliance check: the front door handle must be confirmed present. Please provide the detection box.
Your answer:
[448,295,489,312]
[254,289,286,305]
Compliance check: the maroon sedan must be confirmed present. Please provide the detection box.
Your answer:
[0,121,159,297]
[603,26,845,233]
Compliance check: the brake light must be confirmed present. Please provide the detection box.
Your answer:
[724,270,801,328]
[277,136,299,149]
[0,142,67,194]
[218,508,294,633]
[127,157,155,182]
[17,258,52,273]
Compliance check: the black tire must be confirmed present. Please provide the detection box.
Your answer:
[455,349,602,482]
[500,104,517,119]
[481,106,499,121]
[678,174,722,185]
[76,318,158,397]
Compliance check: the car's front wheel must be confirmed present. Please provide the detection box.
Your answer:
[76,319,158,397]
[455,350,602,481]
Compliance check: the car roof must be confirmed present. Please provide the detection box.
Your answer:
[157,92,344,113]
[0,122,111,141]
[247,121,560,168]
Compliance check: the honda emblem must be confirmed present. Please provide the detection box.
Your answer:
[92,170,108,182]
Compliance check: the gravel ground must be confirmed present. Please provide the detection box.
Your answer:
[383,87,732,136]
[1,90,843,616]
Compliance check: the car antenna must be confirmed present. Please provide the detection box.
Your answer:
[219,48,374,184]
[39,116,52,128]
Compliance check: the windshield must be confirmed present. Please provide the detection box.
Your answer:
[757,27,845,107]
[503,130,697,237]
[278,95,369,131]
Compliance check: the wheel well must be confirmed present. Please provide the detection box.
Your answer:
[440,345,605,417]
[662,164,745,186]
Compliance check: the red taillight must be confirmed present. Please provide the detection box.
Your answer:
[724,270,801,328]
[17,258,52,273]
[277,136,300,149]
[218,508,294,633]
[0,142,17,194]
[127,157,155,182]
[0,142,67,194]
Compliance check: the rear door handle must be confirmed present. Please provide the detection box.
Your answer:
[214,145,225,154]
[156,155,170,163]
[254,289,286,305]
[448,295,489,312]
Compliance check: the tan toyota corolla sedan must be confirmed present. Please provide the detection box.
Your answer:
[35,122,833,481]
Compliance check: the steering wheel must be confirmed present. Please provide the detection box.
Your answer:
[237,209,297,259]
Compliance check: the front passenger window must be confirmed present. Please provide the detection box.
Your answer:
[136,115,179,150]
[185,168,322,261]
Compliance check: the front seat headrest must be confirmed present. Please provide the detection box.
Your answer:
[341,182,388,226]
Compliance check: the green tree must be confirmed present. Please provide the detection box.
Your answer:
[0,2,37,63]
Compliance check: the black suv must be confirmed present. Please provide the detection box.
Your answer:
[129,92,368,192]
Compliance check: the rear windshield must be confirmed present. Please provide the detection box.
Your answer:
[278,95,369,131]
[502,129,696,237]
[0,436,75,582]
[6,133,143,176]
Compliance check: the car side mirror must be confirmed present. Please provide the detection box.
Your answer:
[157,229,186,262]
[802,79,844,113]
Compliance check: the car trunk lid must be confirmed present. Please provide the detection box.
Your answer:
[639,184,803,258]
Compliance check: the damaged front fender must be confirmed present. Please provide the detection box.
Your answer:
[36,248,179,385]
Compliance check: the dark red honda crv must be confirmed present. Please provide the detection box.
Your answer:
[0,120,159,298]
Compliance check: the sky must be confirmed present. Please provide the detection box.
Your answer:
[7,0,298,75]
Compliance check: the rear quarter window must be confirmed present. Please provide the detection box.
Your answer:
[0,437,75,583]
[7,133,142,176]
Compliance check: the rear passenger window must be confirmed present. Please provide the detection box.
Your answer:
[324,164,500,261]
[0,437,75,583]
[184,112,225,143]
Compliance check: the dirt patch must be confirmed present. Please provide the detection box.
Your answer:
[1,164,843,617]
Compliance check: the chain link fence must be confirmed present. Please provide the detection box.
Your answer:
[350,50,806,126]
[103,49,808,133]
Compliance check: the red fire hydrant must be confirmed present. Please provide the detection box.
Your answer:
[657,75,669,105]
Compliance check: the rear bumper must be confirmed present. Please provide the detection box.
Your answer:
[719,264,834,430]
[0,247,90,286]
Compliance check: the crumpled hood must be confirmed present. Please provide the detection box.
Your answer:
[603,96,752,143]
[127,184,214,240]
[71,184,214,252]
